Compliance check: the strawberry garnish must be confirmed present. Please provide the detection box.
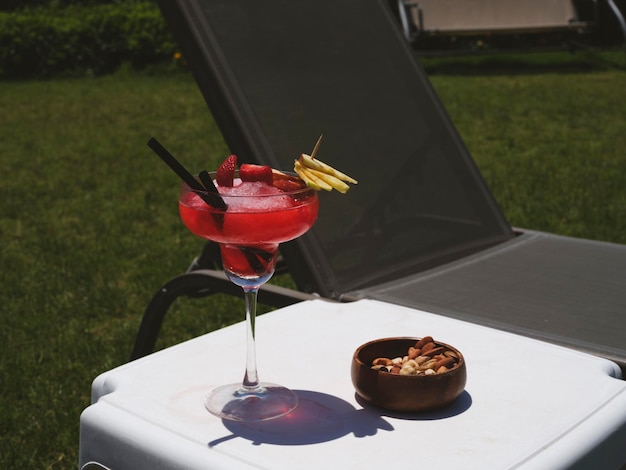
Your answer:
[239,164,273,185]
[216,155,237,187]
[273,176,306,192]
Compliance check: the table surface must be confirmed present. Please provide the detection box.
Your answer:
[79,299,626,469]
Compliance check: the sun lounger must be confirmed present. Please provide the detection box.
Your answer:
[403,0,588,37]
[134,0,626,376]
[393,0,626,54]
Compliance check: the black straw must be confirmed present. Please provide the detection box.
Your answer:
[198,169,228,211]
[147,137,226,210]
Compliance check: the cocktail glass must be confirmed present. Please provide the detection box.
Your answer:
[178,172,319,421]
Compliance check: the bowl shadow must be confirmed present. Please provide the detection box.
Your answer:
[354,390,473,420]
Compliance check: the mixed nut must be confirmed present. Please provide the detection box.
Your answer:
[371,336,461,376]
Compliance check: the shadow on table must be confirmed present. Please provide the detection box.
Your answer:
[355,390,473,421]
[208,390,390,447]
[208,389,471,447]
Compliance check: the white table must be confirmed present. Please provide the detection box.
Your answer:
[79,299,626,469]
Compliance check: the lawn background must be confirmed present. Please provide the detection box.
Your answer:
[1,50,625,468]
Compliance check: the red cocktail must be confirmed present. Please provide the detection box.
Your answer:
[179,170,318,421]
[180,176,318,280]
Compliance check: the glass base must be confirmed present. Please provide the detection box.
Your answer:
[205,383,298,422]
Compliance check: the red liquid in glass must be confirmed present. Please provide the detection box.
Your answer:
[179,179,318,278]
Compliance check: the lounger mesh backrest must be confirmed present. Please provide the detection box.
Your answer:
[156,0,514,298]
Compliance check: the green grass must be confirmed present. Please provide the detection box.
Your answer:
[0,72,252,468]
[426,51,626,243]
[1,51,625,468]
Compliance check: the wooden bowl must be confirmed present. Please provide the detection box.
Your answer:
[351,337,466,412]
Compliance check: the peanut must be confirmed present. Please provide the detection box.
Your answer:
[418,358,438,371]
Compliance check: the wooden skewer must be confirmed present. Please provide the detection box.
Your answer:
[311,134,323,159]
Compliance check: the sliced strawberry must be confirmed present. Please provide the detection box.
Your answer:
[273,177,306,192]
[216,155,237,187]
[239,164,273,185]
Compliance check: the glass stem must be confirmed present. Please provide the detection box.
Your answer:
[242,286,260,391]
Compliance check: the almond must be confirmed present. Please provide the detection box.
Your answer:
[414,336,434,349]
